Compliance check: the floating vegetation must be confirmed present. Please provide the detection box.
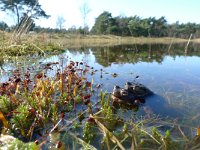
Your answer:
[0,55,199,149]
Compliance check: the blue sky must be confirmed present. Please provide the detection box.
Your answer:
[0,0,200,29]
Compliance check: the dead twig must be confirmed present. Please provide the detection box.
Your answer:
[90,114,126,150]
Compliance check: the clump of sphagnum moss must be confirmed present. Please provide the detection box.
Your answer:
[0,95,14,114]
[11,104,35,136]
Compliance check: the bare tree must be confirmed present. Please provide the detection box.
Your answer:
[80,2,91,34]
[56,16,66,30]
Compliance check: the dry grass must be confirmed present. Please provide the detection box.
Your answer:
[190,38,200,43]
[35,33,188,49]
[0,31,197,54]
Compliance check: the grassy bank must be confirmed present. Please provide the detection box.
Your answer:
[22,33,190,48]
[49,34,189,48]
[0,31,196,57]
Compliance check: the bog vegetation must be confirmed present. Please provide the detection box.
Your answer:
[0,57,200,149]
[0,0,200,149]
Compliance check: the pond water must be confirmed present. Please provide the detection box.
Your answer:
[1,43,200,144]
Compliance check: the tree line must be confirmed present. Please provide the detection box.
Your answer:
[91,11,200,38]
[37,12,200,39]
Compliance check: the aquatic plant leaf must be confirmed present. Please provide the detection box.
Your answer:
[82,83,86,89]
[0,110,9,128]
[9,92,17,104]
[75,95,82,103]
[197,127,200,136]
[165,130,171,140]
[68,73,72,86]
[15,83,20,94]
[91,77,94,91]
[59,79,63,91]
[91,77,94,85]
[52,80,60,90]
[21,129,26,137]
[73,85,78,97]
[39,81,45,94]
[46,88,54,97]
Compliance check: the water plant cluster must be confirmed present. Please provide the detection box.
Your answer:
[0,56,200,149]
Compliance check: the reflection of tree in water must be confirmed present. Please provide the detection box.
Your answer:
[90,44,165,67]
[88,43,200,67]
[66,43,200,67]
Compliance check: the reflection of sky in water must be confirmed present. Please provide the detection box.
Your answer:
[66,50,200,125]
[1,47,200,126]
[40,50,200,122]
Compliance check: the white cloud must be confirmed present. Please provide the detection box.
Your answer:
[37,0,84,28]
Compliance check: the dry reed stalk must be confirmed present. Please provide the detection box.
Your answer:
[90,114,126,150]
[178,125,188,140]
[168,35,175,52]
[185,34,193,54]
[140,128,161,145]
[68,131,97,150]
[131,135,136,150]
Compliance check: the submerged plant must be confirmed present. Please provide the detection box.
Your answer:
[83,122,96,143]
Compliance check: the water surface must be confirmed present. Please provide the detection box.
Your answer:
[1,44,200,127]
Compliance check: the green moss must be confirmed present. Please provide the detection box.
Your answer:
[11,104,32,131]
[8,139,38,150]
[0,43,64,57]
[83,122,96,143]
[75,95,82,103]
[0,95,13,114]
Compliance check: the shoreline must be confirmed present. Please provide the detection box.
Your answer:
[28,34,199,48]
[0,32,200,55]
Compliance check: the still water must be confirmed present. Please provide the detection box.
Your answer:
[1,44,200,127]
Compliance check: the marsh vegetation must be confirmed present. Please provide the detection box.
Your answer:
[0,43,200,149]
[0,0,200,149]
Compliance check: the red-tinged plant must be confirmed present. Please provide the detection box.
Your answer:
[0,58,97,146]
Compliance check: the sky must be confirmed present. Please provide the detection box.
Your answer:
[0,0,200,29]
